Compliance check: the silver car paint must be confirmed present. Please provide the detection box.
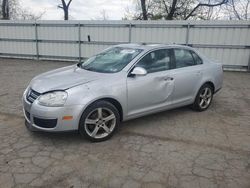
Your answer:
[23,44,223,132]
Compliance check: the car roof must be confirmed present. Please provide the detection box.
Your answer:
[115,43,194,51]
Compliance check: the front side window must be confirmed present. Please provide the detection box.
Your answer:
[136,49,172,73]
[174,49,196,68]
[80,47,142,73]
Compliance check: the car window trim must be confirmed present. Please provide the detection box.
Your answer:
[190,51,203,65]
[172,48,203,69]
[188,50,196,66]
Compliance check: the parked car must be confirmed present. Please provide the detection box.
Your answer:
[23,44,223,141]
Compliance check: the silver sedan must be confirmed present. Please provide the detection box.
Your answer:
[23,44,223,142]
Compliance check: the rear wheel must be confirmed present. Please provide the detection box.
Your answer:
[192,84,213,111]
[79,101,120,142]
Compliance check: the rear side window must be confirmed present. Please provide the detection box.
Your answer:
[174,49,196,68]
[191,51,203,65]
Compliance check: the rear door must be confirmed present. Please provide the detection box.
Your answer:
[170,48,203,105]
[126,49,175,116]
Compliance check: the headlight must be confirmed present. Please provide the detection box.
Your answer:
[23,86,29,96]
[38,91,68,107]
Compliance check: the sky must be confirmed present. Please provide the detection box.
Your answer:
[20,0,135,20]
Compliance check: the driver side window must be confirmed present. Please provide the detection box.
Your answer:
[136,49,171,73]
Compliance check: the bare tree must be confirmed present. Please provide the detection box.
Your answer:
[126,0,154,20]
[94,9,110,20]
[184,0,228,20]
[133,0,229,20]
[140,0,148,20]
[165,0,177,19]
[1,0,9,19]
[100,9,109,20]
[1,0,44,20]
[16,9,45,20]
[58,0,73,20]
[224,0,250,20]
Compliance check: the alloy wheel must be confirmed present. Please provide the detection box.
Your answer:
[84,107,116,139]
[199,87,212,109]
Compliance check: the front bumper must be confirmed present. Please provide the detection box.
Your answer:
[23,94,85,132]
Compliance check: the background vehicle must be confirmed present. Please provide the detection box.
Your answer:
[23,44,223,142]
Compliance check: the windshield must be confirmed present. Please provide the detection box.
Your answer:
[80,47,143,73]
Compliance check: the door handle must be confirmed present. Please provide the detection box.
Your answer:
[164,77,174,81]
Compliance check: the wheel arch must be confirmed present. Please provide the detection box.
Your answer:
[98,98,123,121]
[80,97,124,122]
[203,81,215,93]
[193,80,215,103]
[192,80,215,111]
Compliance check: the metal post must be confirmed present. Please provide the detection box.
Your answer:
[248,52,250,71]
[185,23,190,46]
[128,23,132,43]
[34,22,39,60]
[78,23,81,63]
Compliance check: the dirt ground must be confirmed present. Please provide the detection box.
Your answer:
[0,58,250,188]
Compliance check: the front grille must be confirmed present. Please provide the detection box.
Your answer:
[26,89,40,104]
[25,110,30,121]
[33,117,57,128]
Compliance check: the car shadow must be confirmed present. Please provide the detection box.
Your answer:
[27,97,223,144]
[27,105,195,143]
[121,105,193,126]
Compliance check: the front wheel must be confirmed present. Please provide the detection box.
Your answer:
[79,101,120,142]
[192,84,213,111]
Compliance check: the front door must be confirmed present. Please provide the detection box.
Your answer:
[127,49,174,116]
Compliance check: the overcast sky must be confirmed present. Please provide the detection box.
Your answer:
[20,0,134,20]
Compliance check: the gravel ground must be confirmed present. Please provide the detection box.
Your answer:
[0,58,250,188]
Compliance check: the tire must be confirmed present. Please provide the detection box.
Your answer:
[192,84,213,111]
[79,100,120,142]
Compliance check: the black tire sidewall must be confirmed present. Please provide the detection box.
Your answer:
[79,100,120,142]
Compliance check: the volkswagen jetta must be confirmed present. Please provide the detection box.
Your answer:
[23,44,223,141]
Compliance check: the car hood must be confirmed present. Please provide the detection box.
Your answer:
[30,65,104,93]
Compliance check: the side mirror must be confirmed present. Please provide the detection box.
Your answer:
[130,67,147,76]
[76,62,82,68]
